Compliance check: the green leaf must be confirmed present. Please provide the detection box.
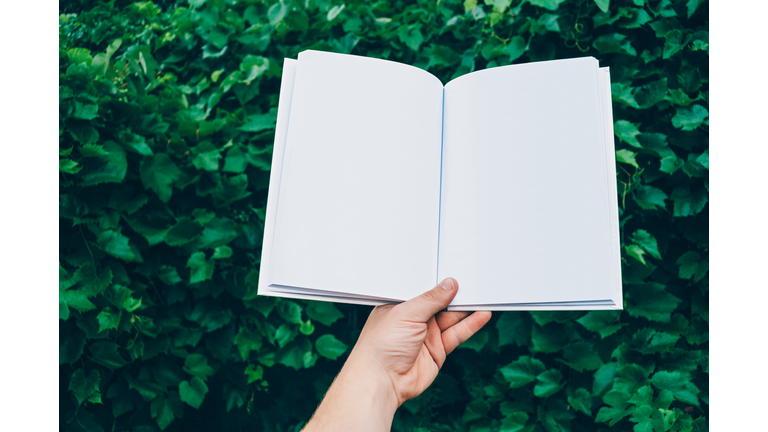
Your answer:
[179,376,209,409]
[69,369,101,405]
[186,252,214,284]
[244,364,264,384]
[672,105,708,131]
[276,337,312,369]
[140,154,180,203]
[576,311,625,338]
[505,36,528,62]
[429,44,460,68]
[96,308,122,333]
[192,142,221,171]
[568,388,592,416]
[633,186,668,211]
[651,371,700,407]
[458,328,489,352]
[277,300,303,324]
[300,320,315,335]
[119,131,154,156]
[671,185,708,217]
[500,412,530,432]
[398,25,424,52]
[184,354,216,378]
[239,112,277,133]
[275,323,298,348]
[164,218,203,246]
[528,0,567,11]
[627,283,682,323]
[212,245,232,259]
[60,159,82,174]
[67,47,93,65]
[150,392,183,430]
[616,149,639,168]
[534,370,563,397]
[596,390,632,426]
[631,230,661,260]
[593,33,637,56]
[634,78,668,109]
[676,251,708,282]
[687,0,706,18]
[199,218,240,248]
[234,327,263,360]
[315,334,348,360]
[306,301,344,326]
[562,342,604,372]
[79,142,128,186]
[663,29,692,59]
[496,312,531,347]
[73,263,113,297]
[89,341,128,369]
[593,0,610,13]
[626,246,650,266]
[614,120,642,148]
[96,230,136,262]
[500,356,546,388]
[223,146,248,173]
[60,290,97,313]
[696,149,709,169]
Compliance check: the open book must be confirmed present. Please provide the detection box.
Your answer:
[257,50,622,311]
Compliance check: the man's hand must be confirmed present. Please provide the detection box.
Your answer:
[303,278,492,431]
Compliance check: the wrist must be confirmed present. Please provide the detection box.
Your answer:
[303,351,399,432]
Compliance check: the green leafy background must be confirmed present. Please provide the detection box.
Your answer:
[59,0,708,430]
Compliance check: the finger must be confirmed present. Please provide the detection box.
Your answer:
[395,278,459,323]
[424,316,446,369]
[441,311,492,355]
[436,311,470,332]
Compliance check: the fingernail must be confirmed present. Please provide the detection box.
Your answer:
[440,278,454,291]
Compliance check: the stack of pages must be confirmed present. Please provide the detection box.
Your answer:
[257,50,622,311]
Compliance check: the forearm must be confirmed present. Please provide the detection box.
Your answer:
[303,353,399,432]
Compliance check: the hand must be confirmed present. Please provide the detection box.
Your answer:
[303,278,492,432]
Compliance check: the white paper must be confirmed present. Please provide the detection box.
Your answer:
[438,57,618,306]
[267,50,444,301]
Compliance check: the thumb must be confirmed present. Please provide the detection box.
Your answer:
[396,278,458,323]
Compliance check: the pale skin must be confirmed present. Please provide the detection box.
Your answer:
[302,277,493,432]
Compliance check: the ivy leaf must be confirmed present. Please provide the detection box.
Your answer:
[696,149,709,169]
[534,370,563,397]
[223,146,248,173]
[634,78,668,109]
[663,29,692,59]
[275,323,298,348]
[500,412,530,432]
[671,185,708,217]
[140,153,180,203]
[672,105,709,131]
[625,244,647,265]
[184,354,216,378]
[500,356,546,388]
[60,159,82,174]
[79,141,127,186]
[627,283,682,323]
[562,342,604,372]
[576,311,625,338]
[614,120,642,148]
[593,0,610,13]
[496,312,531,347]
[73,263,113,297]
[315,334,348,360]
[234,327,263,360]
[528,0,567,11]
[676,251,708,282]
[239,113,277,133]
[593,34,637,56]
[186,252,214,284]
[191,142,221,172]
[306,301,344,326]
[179,377,209,409]
[505,36,528,62]
[277,300,303,324]
[164,218,203,247]
[90,341,128,369]
[616,149,639,168]
[60,290,97,313]
[96,229,136,262]
[150,392,183,430]
[631,230,661,260]
[96,308,122,333]
[69,369,101,406]
[429,44,460,68]
[651,371,700,407]
[633,186,668,211]
[244,364,264,384]
[596,390,632,426]
[398,25,424,52]
[568,388,592,416]
[276,337,312,369]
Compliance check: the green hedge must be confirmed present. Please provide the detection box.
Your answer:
[59,0,708,431]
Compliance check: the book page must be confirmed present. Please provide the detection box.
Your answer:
[268,50,444,301]
[438,57,618,305]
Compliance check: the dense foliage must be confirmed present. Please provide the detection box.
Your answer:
[59,0,708,430]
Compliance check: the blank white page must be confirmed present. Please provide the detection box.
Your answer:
[269,50,444,301]
[438,57,616,305]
